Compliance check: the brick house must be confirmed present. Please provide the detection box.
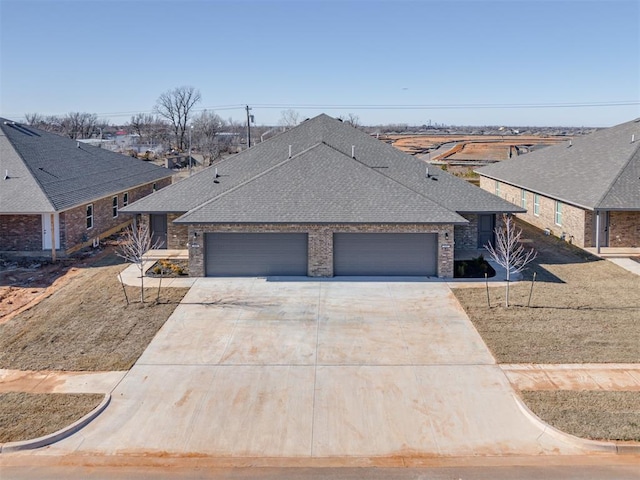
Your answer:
[0,119,173,257]
[476,118,640,251]
[122,114,522,278]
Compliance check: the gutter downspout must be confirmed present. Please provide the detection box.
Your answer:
[595,210,601,254]
[50,213,57,262]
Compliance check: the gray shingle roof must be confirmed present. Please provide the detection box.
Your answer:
[477,118,640,211]
[0,119,173,213]
[124,114,523,224]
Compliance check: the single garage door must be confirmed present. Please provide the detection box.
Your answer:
[333,233,437,276]
[205,233,308,277]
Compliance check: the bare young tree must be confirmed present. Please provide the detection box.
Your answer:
[116,222,161,303]
[154,86,201,150]
[192,109,224,164]
[485,214,537,307]
[278,109,300,129]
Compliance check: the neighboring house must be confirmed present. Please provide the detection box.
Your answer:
[0,118,173,257]
[476,119,640,250]
[122,114,522,278]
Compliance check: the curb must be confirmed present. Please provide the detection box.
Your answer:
[0,394,110,453]
[512,393,640,454]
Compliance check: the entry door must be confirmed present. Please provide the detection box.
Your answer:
[41,213,60,250]
[150,214,167,248]
[595,211,609,247]
[477,214,495,248]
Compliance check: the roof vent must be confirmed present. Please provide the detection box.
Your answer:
[568,140,572,148]
[351,145,355,158]
[288,145,292,158]
[632,134,636,143]
[77,141,80,148]
[426,166,430,178]
[3,170,8,180]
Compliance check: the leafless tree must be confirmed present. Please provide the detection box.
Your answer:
[25,112,45,127]
[116,222,161,303]
[278,109,300,129]
[154,86,201,150]
[60,112,99,139]
[485,214,537,307]
[344,113,361,128]
[129,113,168,145]
[193,110,224,164]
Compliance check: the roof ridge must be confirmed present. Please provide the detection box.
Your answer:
[1,122,56,211]
[594,139,640,209]
[321,141,463,220]
[176,142,325,220]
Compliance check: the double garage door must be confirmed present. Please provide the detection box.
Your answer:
[205,232,437,277]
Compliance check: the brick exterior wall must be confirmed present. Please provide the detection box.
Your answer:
[0,215,42,251]
[167,213,189,249]
[479,177,592,247]
[609,211,640,247]
[186,223,455,278]
[0,178,171,256]
[454,214,478,250]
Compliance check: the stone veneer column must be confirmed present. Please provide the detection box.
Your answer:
[308,228,333,277]
[438,226,455,278]
[188,228,205,277]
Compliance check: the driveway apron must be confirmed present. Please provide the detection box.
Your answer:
[30,278,587,457]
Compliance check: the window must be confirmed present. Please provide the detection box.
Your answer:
[521,189,527,209]
[495,180,500,196]
[112,196,118,218]
[86,204,94,229]
[555,201,563,226]
[533,194,540,216]
[123,192,129,206]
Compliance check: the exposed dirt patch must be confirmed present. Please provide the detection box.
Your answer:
[521,391,640,442]
[452,221,640,363]
[0,392,103,443]
[0,257,189,371]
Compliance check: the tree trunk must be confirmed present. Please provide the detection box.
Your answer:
[138,263,145,303]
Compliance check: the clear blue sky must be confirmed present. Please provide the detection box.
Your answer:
[1,0,639,127]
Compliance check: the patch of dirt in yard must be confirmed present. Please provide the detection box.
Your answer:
[452,221,640,363]
[521,391,640,442]
[0,259,189,371]
[0,392,103,443]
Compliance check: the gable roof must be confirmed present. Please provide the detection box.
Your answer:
[123,114,523,224]
[0,119,173,214]
[476,118,640,211]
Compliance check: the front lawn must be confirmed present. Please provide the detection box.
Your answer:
[452,221,640,364]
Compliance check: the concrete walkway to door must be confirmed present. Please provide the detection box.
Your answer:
[24,279,597,458]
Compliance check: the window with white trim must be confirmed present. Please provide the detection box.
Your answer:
[112,196,118,218]
[521,189,527,209]
[533,194,540,216]
[86,204,94,229]
[123,192,129,206]
[555,201,563,226]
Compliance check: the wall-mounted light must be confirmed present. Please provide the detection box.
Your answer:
[445,232,449,240]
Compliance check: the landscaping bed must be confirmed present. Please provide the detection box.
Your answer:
[145,258,189,277]
[453,255,495,278]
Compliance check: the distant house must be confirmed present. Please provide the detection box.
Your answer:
[0,118,173,257]
[476,119,640,250]
[122,114,522,278]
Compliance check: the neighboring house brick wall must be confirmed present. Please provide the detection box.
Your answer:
[454,214,478,250]
[609,211,640,247]
[63,179,172,252]
[479,177,591,247]
[0,215,42,251]
[187,223,455,278]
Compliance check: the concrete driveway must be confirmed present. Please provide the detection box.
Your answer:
[33,279,588,458]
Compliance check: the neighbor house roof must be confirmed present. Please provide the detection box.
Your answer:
[123,114,523,224]
[476,118,640,211]
[0,119,173,214]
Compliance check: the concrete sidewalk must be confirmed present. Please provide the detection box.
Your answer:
[0,370,126,394]
[502,364,640,391]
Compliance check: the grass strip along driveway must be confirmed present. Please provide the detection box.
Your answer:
[0,256,188,443]
[452,221,640,442]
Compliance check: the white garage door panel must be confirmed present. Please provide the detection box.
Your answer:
[205,233,308,277]
[333,233,437,276]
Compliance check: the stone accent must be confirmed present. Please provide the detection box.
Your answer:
[454,214,479,250]
[186,223,455,278]
[0,215,42,251]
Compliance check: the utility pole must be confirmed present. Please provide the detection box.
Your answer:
[246,105,253,148]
